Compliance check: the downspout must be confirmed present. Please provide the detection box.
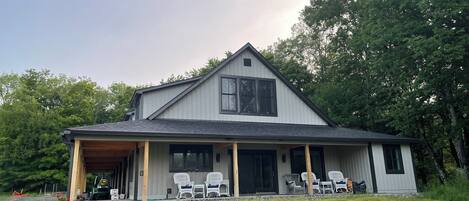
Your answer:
[367,142,378,193]
[67,141,74,199]
[133,147,140,200]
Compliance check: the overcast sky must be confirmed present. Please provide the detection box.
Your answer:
[0,0,308,86]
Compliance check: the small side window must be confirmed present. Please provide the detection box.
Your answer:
[383,144,404,174]
[243,58,251,67]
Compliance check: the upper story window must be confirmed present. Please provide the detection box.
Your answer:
[383,144,404,174]
[243,58,252,67]
[220,76,277,116]
[221,77,237,112]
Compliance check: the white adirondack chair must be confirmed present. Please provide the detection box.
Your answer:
[173,173,194,198]
[301,172,321,193]
[328,171,348,193]
[205,172,223,197]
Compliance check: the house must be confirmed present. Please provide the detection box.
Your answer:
[62,43,418,201]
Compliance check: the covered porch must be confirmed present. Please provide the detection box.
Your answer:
[64,118,417,200]
[67,139,375,201]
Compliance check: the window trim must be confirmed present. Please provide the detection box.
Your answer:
[382,144,405,174]
[219,75,277,117]
[169,144,213,172]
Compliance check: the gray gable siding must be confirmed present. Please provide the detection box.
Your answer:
[159,50,328,125]
[140,83,192,119]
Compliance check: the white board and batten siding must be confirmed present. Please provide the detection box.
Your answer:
[158,51,328,125]
[135,142,292,199]
[323,146,374,193]
[139,83,193,119]
[372,144,417,193]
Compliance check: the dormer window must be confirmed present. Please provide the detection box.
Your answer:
[220,75,277,116]
[243,58,252,67]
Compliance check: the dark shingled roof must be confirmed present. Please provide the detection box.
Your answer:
[66,119,417,143]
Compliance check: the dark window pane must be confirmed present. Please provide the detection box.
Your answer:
[221,78,237,112]
[240,79,256,113]
[243,58,251,66]
[169,145,213,172]
[383,144,404,174]
[172,153,184,171]
[258,80,276,115]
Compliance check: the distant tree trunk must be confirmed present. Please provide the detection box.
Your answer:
[448,103,469,177]
[449,139,463,168]
[415,147,428,185]
[464,128,469,178]
[425,143,448,183]
[418,123,448,183]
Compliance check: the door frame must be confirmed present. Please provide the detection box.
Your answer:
[229,149,279,195]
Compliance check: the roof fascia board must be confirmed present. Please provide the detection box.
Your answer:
[66,129,419,144]
[66,134,372,146]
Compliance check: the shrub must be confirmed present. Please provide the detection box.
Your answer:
[424,172,469,201]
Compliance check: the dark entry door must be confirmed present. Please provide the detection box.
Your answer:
[238,150,278,194]
[290,147,326,181]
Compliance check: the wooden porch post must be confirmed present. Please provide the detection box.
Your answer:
[82,165,86,193]
[69,139,81,201]
[142,141,149,201]
[305,144,313,195]
[79,164,85,194]
[232,142,239,198]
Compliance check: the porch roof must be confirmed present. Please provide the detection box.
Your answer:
[64,119,418,143]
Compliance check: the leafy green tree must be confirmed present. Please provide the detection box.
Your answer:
[0,70,135,191]
[291,0,469,183]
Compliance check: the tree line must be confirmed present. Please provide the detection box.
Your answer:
[0,0,467,192]
[0,70,135,191]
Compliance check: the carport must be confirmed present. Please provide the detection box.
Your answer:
[68,140,146,200]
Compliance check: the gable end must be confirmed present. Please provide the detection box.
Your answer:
[147,43,337,127]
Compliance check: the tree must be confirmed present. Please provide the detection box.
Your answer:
[291,0,469,183]
[160,52,233,84]
[0,70,136,191]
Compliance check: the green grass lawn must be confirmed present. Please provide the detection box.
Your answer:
[0,194,445,201]
[242,195,434,201]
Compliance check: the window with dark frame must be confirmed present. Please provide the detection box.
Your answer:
[383,144,404,174]
[220,76,276,116]
[243,58,252,66]
[169,145,213,172]
[239,78,257,113]
[221,77,237,112]
[258,80,276,115]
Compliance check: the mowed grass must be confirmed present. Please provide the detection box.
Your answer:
[0,193,9,201]
[242,195,434,201]
[0,193,439,201]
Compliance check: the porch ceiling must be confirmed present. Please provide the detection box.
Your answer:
[82,141,137,171]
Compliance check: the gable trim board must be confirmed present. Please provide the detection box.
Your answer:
[146,43,337,127]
